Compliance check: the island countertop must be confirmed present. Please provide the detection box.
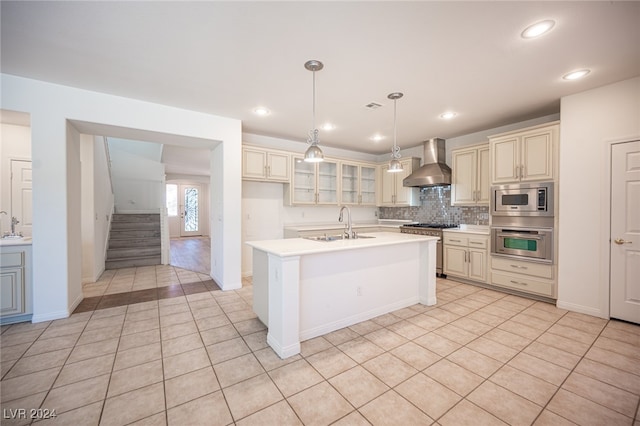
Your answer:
[246,231,438,257]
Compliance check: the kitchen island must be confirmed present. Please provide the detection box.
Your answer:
[247,232,439,358]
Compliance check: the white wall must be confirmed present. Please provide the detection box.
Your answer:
[81,135,114,283]
[1,73,242,321]
[0,122,31,235]
[557,76,640,318]
[108,138,164,213]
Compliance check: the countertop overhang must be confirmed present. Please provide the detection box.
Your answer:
[442,225,490,235]
[246,232,438,257]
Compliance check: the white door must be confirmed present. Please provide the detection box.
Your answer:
[180,184,202,237]
[610,140,640,324]
[11,160,33,237]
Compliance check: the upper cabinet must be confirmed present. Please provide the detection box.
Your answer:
[451,143,489,206]
[378,158,421,207]
[341,162,377,206]
[489,122,559,184]
[242,146,290,182]
[286,156,339,205]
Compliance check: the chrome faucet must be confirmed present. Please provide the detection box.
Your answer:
[338,206,354,239]
[10,216,19,235]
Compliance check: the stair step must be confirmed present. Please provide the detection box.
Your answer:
[111,222,160,231]
[109,237,161,249]
[112,214,161,223]
[105,256,161,270]
[107,247,161,260]
[109,230,161,239]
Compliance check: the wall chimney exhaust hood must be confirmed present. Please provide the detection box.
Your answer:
[403,138,451,187]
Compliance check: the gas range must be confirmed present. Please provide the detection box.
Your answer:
[400,223,459,237]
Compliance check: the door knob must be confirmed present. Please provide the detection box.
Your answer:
[614,238,632,245]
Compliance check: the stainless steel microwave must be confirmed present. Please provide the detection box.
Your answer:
[491,182,554,217]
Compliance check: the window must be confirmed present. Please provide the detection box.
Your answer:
[166,184,178,216]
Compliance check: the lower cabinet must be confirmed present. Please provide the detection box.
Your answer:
[0,245,32,324]
[443,232,488,283]
[490,256,555,298]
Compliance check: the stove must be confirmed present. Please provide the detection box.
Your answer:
[400,223,459,276]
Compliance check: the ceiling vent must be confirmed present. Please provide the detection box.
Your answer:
[364,102,383,110]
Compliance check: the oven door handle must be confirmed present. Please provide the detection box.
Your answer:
[496,232,543,240]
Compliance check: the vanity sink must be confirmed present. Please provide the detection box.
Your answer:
[2,235,24,240]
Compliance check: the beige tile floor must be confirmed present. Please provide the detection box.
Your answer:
[81,265,213,298]
[1,276,639,426]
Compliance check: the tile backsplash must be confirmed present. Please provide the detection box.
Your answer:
[379,186,489,225]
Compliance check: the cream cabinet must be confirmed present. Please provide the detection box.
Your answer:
[1,244,32,324]
[490,256,555,298]
[286,156,338,205]
[242,146,290,182]
[378,158,421,207]
[341,162,377,206]
[451,144,489,206]
[443,232,488,283]
[490,122,559,184]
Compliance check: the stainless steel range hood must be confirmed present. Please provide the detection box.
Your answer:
[403,138,451,187]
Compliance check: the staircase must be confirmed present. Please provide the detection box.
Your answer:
[105,214,161,269]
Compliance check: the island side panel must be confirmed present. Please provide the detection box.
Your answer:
[419,239,438,305]
[297,242,426,341]
[265,253,301,359]
[252,249,269,326]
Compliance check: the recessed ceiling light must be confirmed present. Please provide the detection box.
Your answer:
[440,112,457,120]
[253,107,270,116]
[321,122,335,131]
[370,134,384,142]
[563,69,591,80]
[521,20,555,39]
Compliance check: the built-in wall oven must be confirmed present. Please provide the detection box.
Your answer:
[491,182,555,263]
[491,226,553,263]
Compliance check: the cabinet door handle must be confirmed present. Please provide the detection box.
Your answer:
[515,166,519,179]
[510,280,528,286]
[521,165,525,178]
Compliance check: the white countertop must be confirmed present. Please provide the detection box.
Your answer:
[0,237,32,247]
[247,231,438,257]
[283,219,413,232]
[443,224,490,235]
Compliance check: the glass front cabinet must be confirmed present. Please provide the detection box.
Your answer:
[340,162,377,206]
[286,156,339,205]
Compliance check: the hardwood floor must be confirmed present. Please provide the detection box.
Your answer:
[170,236,211,274]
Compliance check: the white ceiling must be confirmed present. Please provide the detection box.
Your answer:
[1,1,639,156]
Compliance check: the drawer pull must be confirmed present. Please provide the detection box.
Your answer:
[470,242,483,245]
[510,264,528,269]
[450,239,461,243]
[510,280,528,286]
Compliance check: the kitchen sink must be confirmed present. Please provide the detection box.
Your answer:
[303,234,375,242]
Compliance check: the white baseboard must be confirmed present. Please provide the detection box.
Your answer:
[32,310,70,323]
[556,300,607,319]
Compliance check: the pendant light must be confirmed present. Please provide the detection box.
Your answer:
[387,92,404,172]
[303,60,324,162]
